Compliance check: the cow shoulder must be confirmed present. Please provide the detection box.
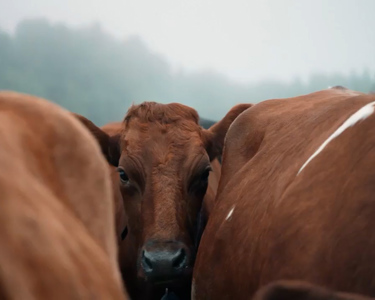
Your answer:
[0,91,127,299]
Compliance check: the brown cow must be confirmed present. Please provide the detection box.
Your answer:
[193,87,375,299]
[0,91,128,299]
[75,102,250,299]
[100,120,219,246]
[100,120,221,297]
[253,281,375,300]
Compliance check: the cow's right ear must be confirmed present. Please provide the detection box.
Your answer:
[203,103,252,161]
[73,113,121,166]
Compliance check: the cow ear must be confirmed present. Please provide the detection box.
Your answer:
[203,104,252,161]
[73,113,121,166]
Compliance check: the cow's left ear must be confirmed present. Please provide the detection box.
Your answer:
[203,104,252,161]
[72,113,121,166]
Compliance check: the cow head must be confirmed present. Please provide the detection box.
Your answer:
[74,102,251,297]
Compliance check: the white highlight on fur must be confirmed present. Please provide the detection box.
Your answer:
[298,101,375,175]
[225,206,235,221]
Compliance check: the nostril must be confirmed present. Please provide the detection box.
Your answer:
[141,250,153,272]
[172,248,187,270]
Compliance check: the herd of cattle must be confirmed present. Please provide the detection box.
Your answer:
[1,86,375,300]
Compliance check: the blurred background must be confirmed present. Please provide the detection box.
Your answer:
[0,0,374,125]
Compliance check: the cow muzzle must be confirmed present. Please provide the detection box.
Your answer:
[139,240,191,284]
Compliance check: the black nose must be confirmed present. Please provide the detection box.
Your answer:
[140,241,189,281]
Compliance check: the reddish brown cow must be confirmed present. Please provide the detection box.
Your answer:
[253,281,375,300]
[0,91,128,299]
[193,87,375,299]
[75,102,250,299]
[100,120,219,246]
[100,120,221,297]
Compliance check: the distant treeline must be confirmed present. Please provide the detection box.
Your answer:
[0,19,374,125]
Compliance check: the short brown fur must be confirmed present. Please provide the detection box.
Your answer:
[0,91,128,299]
[76,101,250,299]
[253,281,375,300]
[0,92,127,299]
[193,88,375,299]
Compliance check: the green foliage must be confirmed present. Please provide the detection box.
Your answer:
[0,19,374,125]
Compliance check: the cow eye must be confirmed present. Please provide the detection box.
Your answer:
[200,167,211,183]
[117,167,130,184]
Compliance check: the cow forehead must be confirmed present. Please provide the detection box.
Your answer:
[125,118,202,146]
[124,101,200,124]
[121,120,206,167]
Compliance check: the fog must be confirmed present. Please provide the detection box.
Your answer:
[0,0,374,123]
[2,0,375,82]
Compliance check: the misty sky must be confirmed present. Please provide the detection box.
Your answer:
[1,0,375,83]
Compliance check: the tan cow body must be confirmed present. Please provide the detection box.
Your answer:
[0,91,128,299]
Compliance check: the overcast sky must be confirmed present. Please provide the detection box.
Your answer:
[1,0,374,83]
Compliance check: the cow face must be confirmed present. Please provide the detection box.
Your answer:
[118,103,212,286]
[74,102,251,297]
